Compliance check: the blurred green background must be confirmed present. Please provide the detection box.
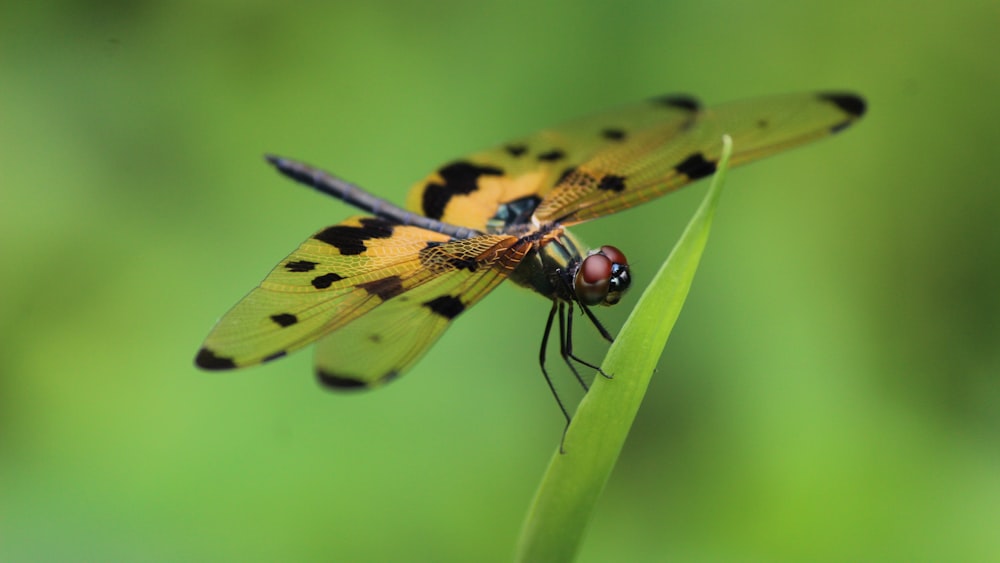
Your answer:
[2,1,998,561]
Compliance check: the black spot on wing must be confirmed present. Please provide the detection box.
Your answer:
[311,272,343,289]
[317,369,368,390]
[360,217,393,230]
[830,120,853,134]
[317,369,400,390]
[559,168,598,190]
[270,313,298,327]
[556,166,577,186]
[597,174,627,193]
[418,244,479,273]
[195,347,236,370]
[358,276,404,300]
[537,149,566,162]
[651,94,701,112]
[285,260,318,272]
[675,153,717,180]
[314,218,394,255]
[423,295,465,320]
[263,350,287,363]
[819,93,866,118]
[601,128,626,141]
[447,256,478,272]
[422,161,505,220]
[505,144,528,157]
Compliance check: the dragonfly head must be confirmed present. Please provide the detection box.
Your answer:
[574,245,630,307]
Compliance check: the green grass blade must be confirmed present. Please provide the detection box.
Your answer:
[515,135,735,563]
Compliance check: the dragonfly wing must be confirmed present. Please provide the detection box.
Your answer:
[404,95,704,231]
[312,237,520,388]
[533,92,866,225]
[195,216,520,387]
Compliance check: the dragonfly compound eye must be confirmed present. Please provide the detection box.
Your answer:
[575,246,630,306]
[599,246,630,305]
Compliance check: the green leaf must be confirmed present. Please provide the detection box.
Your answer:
[515,135,735,563]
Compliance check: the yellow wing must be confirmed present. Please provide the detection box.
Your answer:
[404,94,704,231]
[403,92,864,231]
[311,237,518,388]
[533,92,865,225]
[195,216,521,387]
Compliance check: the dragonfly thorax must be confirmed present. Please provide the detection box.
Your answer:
[507,225,631,309]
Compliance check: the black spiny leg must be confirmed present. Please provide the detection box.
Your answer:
[539,301,572,427]
[557,301,590,391]
[563,300,613,380]
[540,300,574,453]
[578,300,614,343]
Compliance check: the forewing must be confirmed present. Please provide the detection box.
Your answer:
[195,216,519,383]
[404,95,703,231]
[533,92,866,225]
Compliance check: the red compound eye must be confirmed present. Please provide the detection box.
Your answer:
[599,245,627,267]
[574,245,631,306]
[581,253,612,284]
[575,253,612,306]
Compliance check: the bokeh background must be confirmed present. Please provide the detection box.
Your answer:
[2,1,998,561]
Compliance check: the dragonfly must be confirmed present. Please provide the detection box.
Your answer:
[195,91,865,424]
